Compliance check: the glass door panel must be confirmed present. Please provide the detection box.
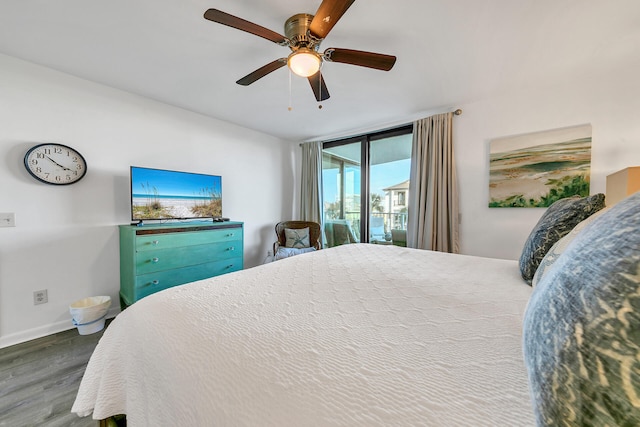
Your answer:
[369,133,412,245]
[322,142,361,248]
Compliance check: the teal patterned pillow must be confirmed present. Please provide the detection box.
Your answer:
[519,193,605,284]
[523,192,640,426]
[285,227,310,248]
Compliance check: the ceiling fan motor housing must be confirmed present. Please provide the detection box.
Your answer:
[285,14,318,51]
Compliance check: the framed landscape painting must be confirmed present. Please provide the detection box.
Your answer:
[489,124,592,207]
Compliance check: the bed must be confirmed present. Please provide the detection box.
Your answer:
[72,192,640,426]
[72,244,535,426]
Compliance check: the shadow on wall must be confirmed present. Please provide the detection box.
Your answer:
[249,223,275,267]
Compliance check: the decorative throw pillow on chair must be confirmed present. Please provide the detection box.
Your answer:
[285,228,310,248]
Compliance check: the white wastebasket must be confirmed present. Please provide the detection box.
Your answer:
[69,296,111,335]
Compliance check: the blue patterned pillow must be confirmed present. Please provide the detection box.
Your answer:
[523,192,640,426]
[274,246,316,260]
[519,193,605,284]
[285,227,310,248]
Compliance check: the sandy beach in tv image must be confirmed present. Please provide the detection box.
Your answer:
[132,196,215,218]
[489,125,592,208]
[131,167,222,219]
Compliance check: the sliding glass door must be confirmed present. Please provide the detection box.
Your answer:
[322,126,412,248]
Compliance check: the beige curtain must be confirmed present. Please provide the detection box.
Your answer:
[407,112,460,252]
[300,141,323,228]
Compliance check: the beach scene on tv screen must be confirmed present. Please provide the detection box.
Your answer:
[131,168,222,220]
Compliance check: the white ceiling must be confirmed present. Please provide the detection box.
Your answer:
[1,0,638,142]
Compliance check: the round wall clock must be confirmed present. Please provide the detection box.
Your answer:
[24,143,87,185]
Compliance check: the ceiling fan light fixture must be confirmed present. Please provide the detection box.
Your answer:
[288,48,321,77]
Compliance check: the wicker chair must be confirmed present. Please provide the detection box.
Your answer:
[274,221,322,257]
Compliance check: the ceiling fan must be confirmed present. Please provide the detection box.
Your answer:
[203,0,397,102]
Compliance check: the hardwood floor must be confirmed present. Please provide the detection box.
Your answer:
[0,321,111,427]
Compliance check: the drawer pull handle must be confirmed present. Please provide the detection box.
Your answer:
[227,233,234,237]
[152,280,159,285]
[152,257,159,263]
[228,247,235,251]
[152,240,159,245]
[226,264,234,269]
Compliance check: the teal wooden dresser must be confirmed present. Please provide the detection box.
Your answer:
[119,221,243,308]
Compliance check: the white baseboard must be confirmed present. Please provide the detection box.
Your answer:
[0,307,120,350]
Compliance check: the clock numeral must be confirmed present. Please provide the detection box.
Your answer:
[54,147,63,154]
[36,153,45,159]
[35,166,42,173]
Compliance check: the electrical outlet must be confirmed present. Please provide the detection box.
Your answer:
[0,213,15,227]
[34,289,48,305]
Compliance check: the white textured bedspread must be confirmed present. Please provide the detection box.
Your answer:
[73,244,534,426]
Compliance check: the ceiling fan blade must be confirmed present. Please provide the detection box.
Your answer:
[324,48,396,71]
[204,9,289,45]
[308,72,330,101]
[236,59,287,86]
[309,0,356,39]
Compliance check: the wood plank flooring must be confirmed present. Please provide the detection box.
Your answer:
[0,321,110,427]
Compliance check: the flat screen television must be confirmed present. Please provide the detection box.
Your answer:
[130,166,222,221]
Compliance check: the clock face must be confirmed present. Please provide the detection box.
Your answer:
[24,143,87,185]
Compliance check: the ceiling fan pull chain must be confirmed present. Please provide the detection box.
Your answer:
[318,74,323,109]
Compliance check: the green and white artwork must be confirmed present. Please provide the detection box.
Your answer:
[489,124,592,208]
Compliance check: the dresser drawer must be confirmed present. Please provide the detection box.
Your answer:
[133,257,243,301]
[135,240,242,274]
[136,227,242,251]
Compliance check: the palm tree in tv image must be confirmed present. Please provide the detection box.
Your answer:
[191,187,222,218]
[133,181,172,218]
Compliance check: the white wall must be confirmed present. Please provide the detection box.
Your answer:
[0,54,297,348]
[454,54,640,259]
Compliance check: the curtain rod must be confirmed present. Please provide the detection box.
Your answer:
[300,109,462,145]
